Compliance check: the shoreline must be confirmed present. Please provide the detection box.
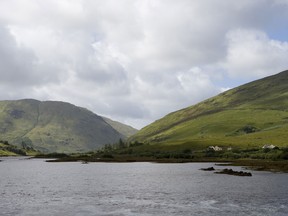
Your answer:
[3,155,287,173]
[42,156,288,173]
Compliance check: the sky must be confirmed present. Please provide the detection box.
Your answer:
[1,0,288,129]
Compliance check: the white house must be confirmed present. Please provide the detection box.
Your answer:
[208,146,223,151]
[262,144,277,149]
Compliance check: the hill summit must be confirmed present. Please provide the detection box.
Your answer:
[0,99,137,153]
[130,70,288,149]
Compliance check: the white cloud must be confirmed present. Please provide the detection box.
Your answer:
[225,29,288,78]
[0,0,288,129]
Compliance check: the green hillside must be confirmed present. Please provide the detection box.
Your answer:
[0,141,21,156]
[0,140,37,156]
[130,70,288,150]
[0,99,134,153]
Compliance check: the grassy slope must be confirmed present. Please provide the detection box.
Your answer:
[130,70,288,149]
[0,142,37,156]
[0,143,18,156]
[0,99,124,153]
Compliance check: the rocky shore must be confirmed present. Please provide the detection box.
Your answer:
[215,168,252,176]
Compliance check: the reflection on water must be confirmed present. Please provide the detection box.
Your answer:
[0,157,287,216]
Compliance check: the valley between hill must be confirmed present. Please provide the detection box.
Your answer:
[2,70,288,171]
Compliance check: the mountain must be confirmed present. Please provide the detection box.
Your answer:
[0,99,136,153]
[130,70,288,150]
[102,117,138,138]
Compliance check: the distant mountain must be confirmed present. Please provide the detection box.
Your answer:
[102,117,138,138]
[0,99,136,153]
[130,70,288,149]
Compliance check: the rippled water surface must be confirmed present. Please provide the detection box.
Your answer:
[0,157,287,216]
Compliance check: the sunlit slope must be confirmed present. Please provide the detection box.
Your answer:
[0,99,127,153]
[130,70,288,148]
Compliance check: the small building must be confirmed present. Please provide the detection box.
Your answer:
[208,146,223,151]
[262,144,277,149]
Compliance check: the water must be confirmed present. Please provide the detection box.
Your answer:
[0,157,287,216]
